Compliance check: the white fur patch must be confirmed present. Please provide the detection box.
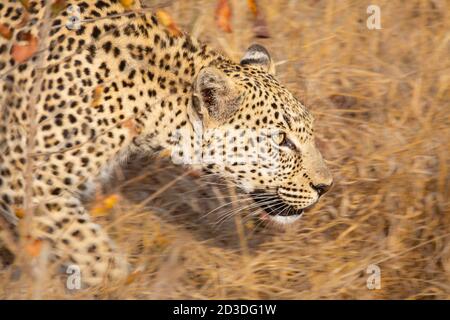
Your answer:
[269,214,302,225]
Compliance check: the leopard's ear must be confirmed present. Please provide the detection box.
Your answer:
[192,67,241,125]
[240,44,275,75]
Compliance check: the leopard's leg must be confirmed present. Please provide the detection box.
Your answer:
[1,138,129,285]
[0,204,17,270]
[29,194,129,287]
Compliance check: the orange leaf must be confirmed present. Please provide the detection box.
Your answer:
[0,23,12,40]
[247,0,258,16]
[11,33,38,63]
[187,169,202,178]
[156,149,171,159]
[156,9,182,37]
[14,207,25,219]
[125,268,142,285]
[103,194,120,210]
[25,239,42,257]
[123,118,140,136]
[91,194,121,217]
[91,206,107,217]
[119,0,135,9]
[215,0,232,33]
[92,85,103,107]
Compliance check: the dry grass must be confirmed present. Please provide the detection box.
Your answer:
[1,0,449,299]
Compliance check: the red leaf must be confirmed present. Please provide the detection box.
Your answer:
[215,0,232,33]
[0,23,13,40]
[11,33,38,63]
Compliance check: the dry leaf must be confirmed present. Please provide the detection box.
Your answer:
[215,0,232,33]
[103,194,120,210]
[25,239,42,257]
[0,23,13,40]
[123,118,140,136]
[156,149,172,159]
[11,33,38,63]
[187,169,202,178]
[125,268,143,285]
[91,194,121,217]
[0,8,29,39]
[119,0,135,9]
[247,0,258,16]
[92,85,103,107]
[156,9,182,37]
[13,207,25,219]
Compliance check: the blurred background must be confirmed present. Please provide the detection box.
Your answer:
[1,0,449,299]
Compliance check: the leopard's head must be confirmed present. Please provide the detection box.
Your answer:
[187,45,333,224]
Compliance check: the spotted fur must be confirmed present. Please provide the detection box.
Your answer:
[0,0,332,285]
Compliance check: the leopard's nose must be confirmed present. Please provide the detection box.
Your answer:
[311,182,333,197]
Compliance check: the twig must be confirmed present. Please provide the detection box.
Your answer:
[23,1,53,231]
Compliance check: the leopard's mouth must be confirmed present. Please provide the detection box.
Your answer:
[250,191,312,219]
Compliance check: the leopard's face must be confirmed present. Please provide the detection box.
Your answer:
[189,45,333,224]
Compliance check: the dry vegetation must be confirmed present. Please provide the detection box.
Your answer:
[0,0,449,299]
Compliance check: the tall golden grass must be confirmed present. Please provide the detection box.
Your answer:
[0,0,449,299]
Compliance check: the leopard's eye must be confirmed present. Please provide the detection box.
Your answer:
[271,132,286,145]
[282,137,297,151]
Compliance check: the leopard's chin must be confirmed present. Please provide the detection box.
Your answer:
[250,191,310,224]
[267,213,303,224]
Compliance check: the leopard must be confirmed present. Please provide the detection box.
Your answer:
[0,0,333,286]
